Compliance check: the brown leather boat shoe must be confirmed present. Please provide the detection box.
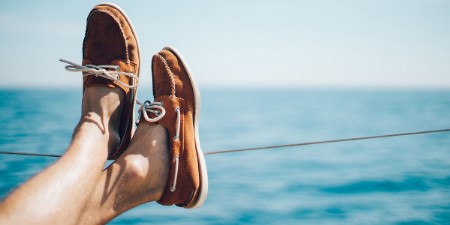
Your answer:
[61,3,140,160]
[138,46,208,208]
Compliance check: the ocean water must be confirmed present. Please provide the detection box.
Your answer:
[0,88,449,225]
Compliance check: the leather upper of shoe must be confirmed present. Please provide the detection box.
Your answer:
[149,50,200,207]
[152,50,194,103]
[83,5,139,94]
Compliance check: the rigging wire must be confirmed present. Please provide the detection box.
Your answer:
[205,128,450,155]
[0,128,449,158]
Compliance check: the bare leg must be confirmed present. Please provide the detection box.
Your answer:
[0,86,124,225]
[79,123,169,225]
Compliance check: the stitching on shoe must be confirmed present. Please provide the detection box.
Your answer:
[157,54,177,97]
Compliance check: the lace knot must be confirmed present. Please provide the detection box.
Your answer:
[136,100,166,123]
[59,59,138,89]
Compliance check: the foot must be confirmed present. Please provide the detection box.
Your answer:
[62,3,141,159]
[138,46,208,208]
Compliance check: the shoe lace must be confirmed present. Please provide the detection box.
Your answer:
[136,100,166,123]
[59,59,139,89]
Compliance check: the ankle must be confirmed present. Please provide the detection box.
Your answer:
[77,86,124,150]
[81,86,124,121]
[122,153,168,202]
[116,125,170,202]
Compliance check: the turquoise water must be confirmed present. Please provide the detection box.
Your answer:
[0,88,450,224]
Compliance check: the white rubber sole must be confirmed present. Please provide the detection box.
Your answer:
[163,46,208,208]
[96,3,141,138]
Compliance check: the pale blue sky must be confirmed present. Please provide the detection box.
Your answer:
[1,0,449,88]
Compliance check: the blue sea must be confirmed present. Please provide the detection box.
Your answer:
[1,88,450,225]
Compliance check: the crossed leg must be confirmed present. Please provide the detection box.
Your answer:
[0,86,127,224]
[0,85,171,225]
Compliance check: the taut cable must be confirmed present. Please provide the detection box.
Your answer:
[0,128,449,158]
[204,128,450,155]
